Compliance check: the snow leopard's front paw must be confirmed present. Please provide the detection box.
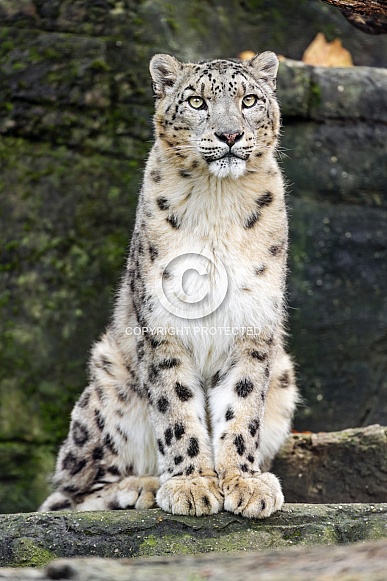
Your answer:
[156,476,223,516]
[222,472,284,519]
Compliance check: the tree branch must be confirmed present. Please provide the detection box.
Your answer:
[321,0,387,33]
[321,0,387,15]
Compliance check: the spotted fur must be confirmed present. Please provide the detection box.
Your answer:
[39,52,298,518]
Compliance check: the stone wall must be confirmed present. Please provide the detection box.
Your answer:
[281,62,387,431]
[0,0,386,513]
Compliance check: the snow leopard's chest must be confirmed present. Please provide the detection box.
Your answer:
[129,147,287,376]
[142,222,282,375]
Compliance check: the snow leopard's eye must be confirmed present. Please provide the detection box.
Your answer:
[188,96,207,110]
[242,94,258,108]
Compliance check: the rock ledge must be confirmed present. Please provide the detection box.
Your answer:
[1,503,386,568]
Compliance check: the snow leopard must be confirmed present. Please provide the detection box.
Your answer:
[39,51,298,519]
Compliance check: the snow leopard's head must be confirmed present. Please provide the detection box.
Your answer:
[150,52,280,179]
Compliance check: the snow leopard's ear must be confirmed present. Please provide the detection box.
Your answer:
[150,54,181,98]
[246,51,279,91]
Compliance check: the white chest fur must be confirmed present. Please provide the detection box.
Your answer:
[144,167,286,377]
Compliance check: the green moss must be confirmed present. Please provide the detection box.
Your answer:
[12,537,55,568]
[282,529,302,541]
[12,62,26,71]
[42,48,62,60]
[321,526,339,544]
[140,534,158,548]
[91,59,110,72]
[139,533,197,556]
[137,522,343,556]
[309,79,322,110]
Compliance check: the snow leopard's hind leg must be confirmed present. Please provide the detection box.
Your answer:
[39,329,159,512]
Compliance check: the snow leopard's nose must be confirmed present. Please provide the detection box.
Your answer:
[215,131,244,147]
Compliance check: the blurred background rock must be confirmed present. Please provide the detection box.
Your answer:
[0,0,386,513]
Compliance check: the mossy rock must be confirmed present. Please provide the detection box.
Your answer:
[1,504,387,567]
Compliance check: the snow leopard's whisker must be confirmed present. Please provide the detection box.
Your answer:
[163,145,198,152]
